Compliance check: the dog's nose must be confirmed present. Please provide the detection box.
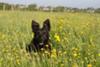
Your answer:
[40,43,43,45]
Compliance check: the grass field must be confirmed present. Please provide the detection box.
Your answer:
[0,11,100,67]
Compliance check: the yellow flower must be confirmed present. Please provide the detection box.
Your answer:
[52,49,56,53]
[80,31,84,35]
[72,47,78,51]
[87,64,92,67]
[73,53,77,57]
[1,34,5,39]
[51,54,57,58]
[45,44,49,47]
[58,51,63,56]
[16,59,20,65]
[61,63,64,67]
[44,50,49,54]
[63,51,67,55]
[54,34,60,42]
[98,53,100,57]
[51,49,57,58]
[0,58,3,64]
[72,63,78,67]
[59,26,62,29]
[10,57,13,61]
[74,48,78,51]
[40,48,44,51]
[58,50,62,54]
[60,19,64,22]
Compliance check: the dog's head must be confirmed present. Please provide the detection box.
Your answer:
[32,19,50,46]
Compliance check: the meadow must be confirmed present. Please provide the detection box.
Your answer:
[0,11,100,67]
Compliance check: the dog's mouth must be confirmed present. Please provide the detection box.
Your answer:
[39,43,44,45]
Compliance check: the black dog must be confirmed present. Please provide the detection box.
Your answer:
[26,19,51,53]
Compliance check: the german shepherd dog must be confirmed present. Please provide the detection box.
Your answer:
[26,19,51,53]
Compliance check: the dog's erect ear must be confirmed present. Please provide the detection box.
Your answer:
[32,20,39,33]
[43,19,50,31]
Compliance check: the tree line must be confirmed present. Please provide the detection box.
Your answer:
[0,2,100,13]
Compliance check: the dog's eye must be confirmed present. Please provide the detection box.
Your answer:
[43,31,47,34]
[36,31,40,34]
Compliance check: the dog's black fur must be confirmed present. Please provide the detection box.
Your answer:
[26,19,51,53]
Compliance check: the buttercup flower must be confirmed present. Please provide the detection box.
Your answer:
[54,34,60,42]
[87,64,92,67]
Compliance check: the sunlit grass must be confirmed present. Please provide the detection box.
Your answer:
[0,11,100,67]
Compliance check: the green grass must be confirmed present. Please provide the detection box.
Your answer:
[0,11,100,67]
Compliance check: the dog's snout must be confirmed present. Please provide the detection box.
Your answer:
[39,42,43,45]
